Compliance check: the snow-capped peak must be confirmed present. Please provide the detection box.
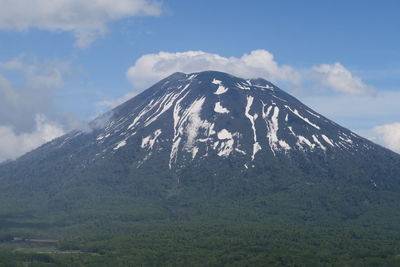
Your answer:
[58,71,371,169]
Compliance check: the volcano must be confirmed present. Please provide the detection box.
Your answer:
[1,70,400,229]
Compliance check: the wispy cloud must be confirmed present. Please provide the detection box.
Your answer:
[0,0,162,47]
[0,115,64,162]
[0,57,82,162]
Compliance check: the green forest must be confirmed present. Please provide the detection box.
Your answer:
[1,221,400,266]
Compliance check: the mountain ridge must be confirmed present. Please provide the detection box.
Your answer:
[0,70,400,228]
[31,70,391,172]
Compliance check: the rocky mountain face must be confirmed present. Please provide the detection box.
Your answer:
[1,71,400,226]
[41,71,379,168]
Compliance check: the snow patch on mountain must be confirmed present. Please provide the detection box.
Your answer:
[141,129,162,149]
[254,84,274,90]
[312,135,326,151]
[217,129,233,140]
[114,139,127,150]
[212,79,229,95]
[285,105,320,130]
[185,97,207,147]
[297,136,315,150]
[245,96,261,160]
[321,134,334,147]
[216,129,235,157]
[236,82,251,90]
[214,102,229,114]
[261,101,291,154]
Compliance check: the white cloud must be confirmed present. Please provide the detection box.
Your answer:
[0,58,63,90]
[126,50,375,98]
[0,0,162,47]
[0,57,83,162]
[373,122,400,153]
[126,50,302,89]
[0,58,67,132]
[312,62,375,95]
[0,114,64,162]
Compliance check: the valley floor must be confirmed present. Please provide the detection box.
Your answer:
[1,221,400,266]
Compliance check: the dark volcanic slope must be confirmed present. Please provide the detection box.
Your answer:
[80,71,376,167]
[22,71,391,167]
[0,71,400,224]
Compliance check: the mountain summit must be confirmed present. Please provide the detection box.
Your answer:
[47,71,381,170]
[1,71,400,228]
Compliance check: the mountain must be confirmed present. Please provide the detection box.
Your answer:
[0,70,398,218]
[49,71,385,168]
[1,71,400,265]
[1,71,400,213]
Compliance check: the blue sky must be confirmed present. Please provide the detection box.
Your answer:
[0,0,399,161]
